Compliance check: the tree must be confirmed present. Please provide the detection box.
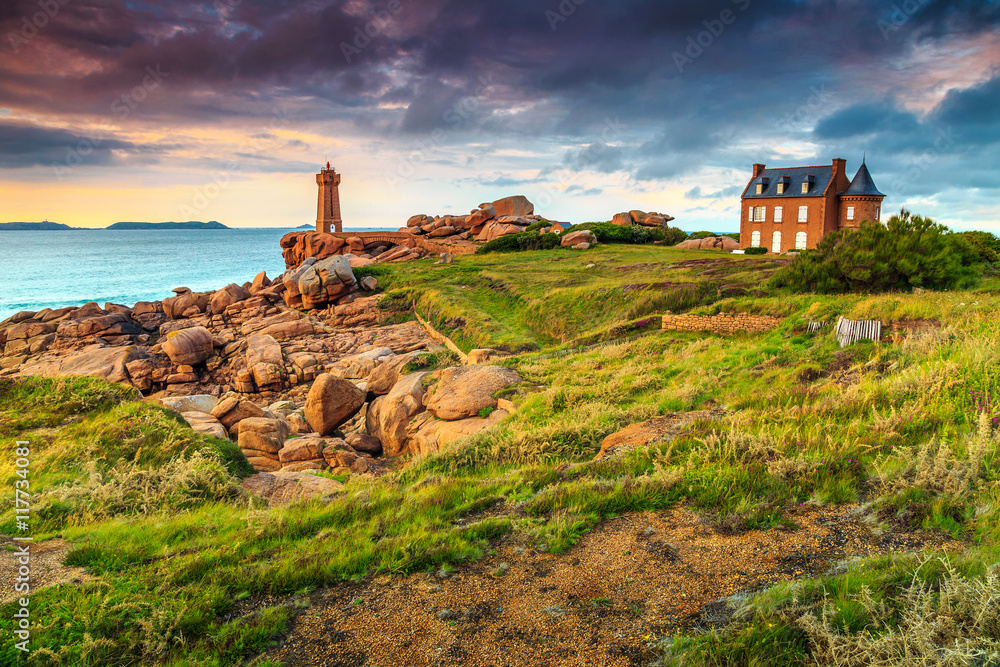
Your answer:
[769,209,982,293]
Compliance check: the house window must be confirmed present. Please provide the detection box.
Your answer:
[798,206,808,222]
[751,230,761,247]
[774,207,783,223]
[749,206,766,222]
[847,206,855,221]
[801,182,809,193]
[772,231,782,254]
[756,184,764,195]
[795,232,807,250]
[776,183,785,195]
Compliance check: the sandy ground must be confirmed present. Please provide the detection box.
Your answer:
[264,504,961,667]
[0,534,91,605]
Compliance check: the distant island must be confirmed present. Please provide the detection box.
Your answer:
[0,221,228,231]
[292,224,315,230]
[106,221,228,230]
[0,221,77,231]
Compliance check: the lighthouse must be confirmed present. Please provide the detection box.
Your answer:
[316,162,342,233]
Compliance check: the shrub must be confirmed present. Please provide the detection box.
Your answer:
[687,231,718,240]
[524,220,549,233]
[646,226,688,246]
[562,222,649,244]
[476,231,561,255]
[769,209,982,294]
[957,231,1000,264]
[744,247,767,255]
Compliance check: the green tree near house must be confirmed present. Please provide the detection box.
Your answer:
[769,209,983,293]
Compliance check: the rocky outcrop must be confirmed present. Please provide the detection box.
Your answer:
[282,256,359,311]
[238,417,289,472]
[163,288,210,319]
[245,334,285,389]
[366,372,428,457]
[424,365,521,421]
[676,236,739,251]
[209,284,251,314]
[161,327,214,366]
[491,195,534,218]
[304,373,366,436]
[19,344,139,384]
[561,230,596,249]
[212,397,267,430]
[367,354,416,396]
[159,394,218,414]
[407,407,509,456]
[240,471,344,505]
[181,411,229,440]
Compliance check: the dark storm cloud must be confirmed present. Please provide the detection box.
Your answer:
[1,0,998,205]
[0,121,139,168]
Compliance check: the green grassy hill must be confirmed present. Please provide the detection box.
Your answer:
[3,245,1000,665]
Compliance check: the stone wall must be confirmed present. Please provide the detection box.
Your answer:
[661,313,782,335]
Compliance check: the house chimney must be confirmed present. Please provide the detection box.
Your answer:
[752,163,766,178]
[832,158,846,177]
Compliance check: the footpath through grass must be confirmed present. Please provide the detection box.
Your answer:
[2,245,1000,665]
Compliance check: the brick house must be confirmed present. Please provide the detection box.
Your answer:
[739,158,886,253]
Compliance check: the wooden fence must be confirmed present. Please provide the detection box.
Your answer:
[834,317,882,348]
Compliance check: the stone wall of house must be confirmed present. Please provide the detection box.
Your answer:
[661,313,782,335]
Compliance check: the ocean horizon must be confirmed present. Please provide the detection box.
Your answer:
[0,227,397,320]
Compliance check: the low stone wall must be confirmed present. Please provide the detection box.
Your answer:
[661,313,782,335]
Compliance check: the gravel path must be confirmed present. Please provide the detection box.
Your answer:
[263,504,961,667]
[0,535,91,605]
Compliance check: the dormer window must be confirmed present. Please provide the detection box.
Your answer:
[801,175,816,194]
[776,176,790,194]
[756,177,769,195]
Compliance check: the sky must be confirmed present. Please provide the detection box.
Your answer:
[0,0,998,232]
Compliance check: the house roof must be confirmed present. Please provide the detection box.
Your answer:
[742,165,833,199]
[840,160,885,197]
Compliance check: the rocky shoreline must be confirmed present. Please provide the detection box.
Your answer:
[0,255,519,504]
[0,194,685,502]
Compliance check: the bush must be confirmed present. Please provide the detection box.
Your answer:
[744,247,767,255]
[562,222,649,244]
[476,231,561,255]
[646,226,688,246]
[687,231,718,240]
[957,231,1000,264]
[768,209,982,294]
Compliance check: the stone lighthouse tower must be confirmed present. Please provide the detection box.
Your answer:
[316,162,342,233]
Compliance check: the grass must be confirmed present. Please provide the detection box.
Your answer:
[3,244,1000,665]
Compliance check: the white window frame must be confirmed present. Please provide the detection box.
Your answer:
[751,230,761,247]
[801,182,810,194]
[795,232,807,250]
[798,206,808,223]
[774,206,783,223]
[776,183,785,195]
[847,206,855,221]
[772,231,782,254]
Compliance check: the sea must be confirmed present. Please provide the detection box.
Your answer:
[0,227,396,321]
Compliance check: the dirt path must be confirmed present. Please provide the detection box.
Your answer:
[0,535,91,605]
[264,505,960,667]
